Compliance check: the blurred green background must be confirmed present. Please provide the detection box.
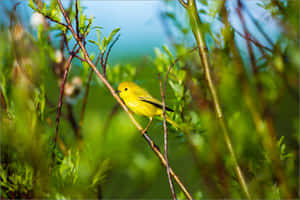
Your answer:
[0,0,299,199]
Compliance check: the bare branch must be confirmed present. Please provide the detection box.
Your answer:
[234,30,273,52]
[242,2,274,47]
[159,74,176,200]
[77,69,93,139]
[103,34,120,77]
[75,0,80,37]
[0,88,7,114]
[53,46,81,158]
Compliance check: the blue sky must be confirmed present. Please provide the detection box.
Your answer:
[1,0,280,64]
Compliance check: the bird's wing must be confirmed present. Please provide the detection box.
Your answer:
[139,96,174,112]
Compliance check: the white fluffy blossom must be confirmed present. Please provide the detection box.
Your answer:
[30,12,44,28]
[55,50,63,63]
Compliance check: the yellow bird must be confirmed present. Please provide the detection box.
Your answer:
[117,81,178,133]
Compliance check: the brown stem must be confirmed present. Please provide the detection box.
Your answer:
[103,34,120,77]
[56,0,193,199]
[66,103,79,137]
[53,46,80,156]
[77,69,93,139]
[102,103,120,140]
[236,0,258,75]
[0,88,7,113]
[159,74,176,200]
[235,30,273,52]
[242,2,274,47]
[75,0,80,37]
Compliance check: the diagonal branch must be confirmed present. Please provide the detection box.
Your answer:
[242,2,274,48]
[32,1,68,28]
[56,0,192,199]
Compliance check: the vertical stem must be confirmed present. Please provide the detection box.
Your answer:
[181,0,251,199]
[159,75,177,200]
[53,54,74,147]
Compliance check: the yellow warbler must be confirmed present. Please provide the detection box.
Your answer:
[117,81,178,133]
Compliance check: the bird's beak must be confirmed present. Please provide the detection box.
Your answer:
[116,90,121,94]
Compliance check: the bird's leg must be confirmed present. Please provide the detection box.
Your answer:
[142,117,153,134]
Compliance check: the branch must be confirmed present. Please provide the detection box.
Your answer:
[236,0,258,75]
[33,4,68,28]
[181,0,251,199]
[75,0,80,37]
[56,0,192,199]
[242,2,274,47]
[157,46,199,199]
[77,69,93,139]
[103,34,120,77]
[102,103,120,139]
[0,88,7,114]
[234,30,273,52]
[159,74,176,200]
[53,46,80,157]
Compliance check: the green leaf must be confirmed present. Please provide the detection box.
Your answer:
[162,44,174,61]
[88,39,99,46]
[28,0,35,10]
[198,9,207,14]
[106,28,120,45]
[165,12,175,19]
[92,26,103,30]
[96,29,101,43]
[100,37,107,53]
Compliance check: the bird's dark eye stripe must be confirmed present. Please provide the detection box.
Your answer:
[125,88,128,91]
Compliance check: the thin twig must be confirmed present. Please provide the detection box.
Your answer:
[77,69,93,138]
[56,0,192,198]
[75,0,80,37]
[215,15,273,52]
[102,103,120,139]
[237,0,258,75]
[103,34,120,77]
[32,1,68,28]
[234,30,273,52]
[77,34,119,141]
[74,54,87,62]
[159,74,176,200]
[53,46,80,157]
[157,46,199,200]
[0,88,7,113]
[66,103,79,135]
[242,2,274,47]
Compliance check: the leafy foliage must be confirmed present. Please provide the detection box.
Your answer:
[0,0,298,199]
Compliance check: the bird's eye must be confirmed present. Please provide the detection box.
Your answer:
[124,88,128,91]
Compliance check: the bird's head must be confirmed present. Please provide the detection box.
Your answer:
[117,81,137,100]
